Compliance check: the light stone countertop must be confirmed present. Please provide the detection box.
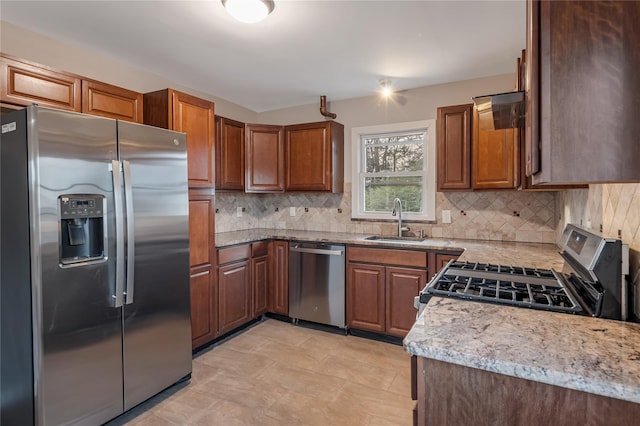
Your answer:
[404,297,640,404]
[216,229,640,404]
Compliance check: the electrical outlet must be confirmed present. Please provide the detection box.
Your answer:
[442,210,451,224]
[236,206,243,217]
[289,207,296,217]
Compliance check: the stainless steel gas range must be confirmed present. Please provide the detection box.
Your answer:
[418,224,630,321]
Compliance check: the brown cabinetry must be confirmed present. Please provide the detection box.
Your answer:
[251,241,269,317]
[437,103,520,191]
[284,121,344,192]
[217,244,252,335]
[526,0,640,184]
[143,89,215,188]
[269,240,289,315]
[415,357,640,426]
[215,115,245,191]
[427,252,461,281]
[437,104,472,190]
[1,54,143,123]
[245,124,285,193]
[347,246,427,337]
[188,192,216,349]
[81,79,143,123]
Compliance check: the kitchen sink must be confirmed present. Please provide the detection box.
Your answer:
[364,235,426,242]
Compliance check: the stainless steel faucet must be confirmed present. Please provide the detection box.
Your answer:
[391,197,409,237]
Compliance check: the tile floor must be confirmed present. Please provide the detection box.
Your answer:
[107,319,414,425]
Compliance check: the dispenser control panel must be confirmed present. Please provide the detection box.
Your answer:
[60,196,104,219]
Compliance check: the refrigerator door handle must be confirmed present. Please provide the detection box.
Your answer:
[111,160,125,308]
[123,160,135,305]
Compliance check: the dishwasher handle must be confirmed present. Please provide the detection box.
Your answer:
[290,245,344,256]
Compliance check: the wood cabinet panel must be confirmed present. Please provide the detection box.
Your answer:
[81,79,142,123]
[215,116,245,190]
[270,240,289,315]
[144,89,215,188]
[437,104,472,190]
[245,124,284,192]
[347,246,427,268]
[284,121,344,192]
[417,357,640,426]
[528,0,640,184]
[218,244,251,265]
[1,55,81,111]
[190,268,216,347]
[188,198,213,267]
[386,267,426,337]
[347,263,386,333]
[472,107,519,189]
[252,255,269,317]
[218,260,251,335]
[427,252,460,281]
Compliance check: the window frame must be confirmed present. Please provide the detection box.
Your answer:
[351,120,436,221]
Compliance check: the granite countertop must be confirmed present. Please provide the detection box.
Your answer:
[215,228,564,269]
[404,298,640,404]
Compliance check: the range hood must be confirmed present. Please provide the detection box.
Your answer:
[472,91,524,130]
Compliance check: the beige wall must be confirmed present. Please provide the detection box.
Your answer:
[559,184,640,320]
[0,21,258,122]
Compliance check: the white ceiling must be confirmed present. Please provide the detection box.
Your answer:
[0,0,526,112]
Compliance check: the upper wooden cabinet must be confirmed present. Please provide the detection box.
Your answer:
[437,104,472,191]
[472,108,519,190]
[245,124,285,193]
[284,121,344,192]
[526,0,640,184]
[215,115,245,191]
[1,55,143,123]
[1,55,81,112]
[437,103,520,191]
[144,89,215,188]
[81,79,143,123]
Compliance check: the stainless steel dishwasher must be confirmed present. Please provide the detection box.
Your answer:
[289,241,346,329]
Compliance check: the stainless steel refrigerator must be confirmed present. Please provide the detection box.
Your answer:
[1,106,192,425]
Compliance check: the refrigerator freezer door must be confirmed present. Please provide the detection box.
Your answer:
[117,121,192,410]
[29,108,124,425]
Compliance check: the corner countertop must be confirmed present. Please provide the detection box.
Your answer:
[215,229,564,269]
[404,298,640,404]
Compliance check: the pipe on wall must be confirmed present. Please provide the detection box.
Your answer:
[319,96,337,119]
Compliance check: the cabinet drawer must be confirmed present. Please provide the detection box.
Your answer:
[251,240,269,257]
[348,246,427,268]
[217,244,250,265]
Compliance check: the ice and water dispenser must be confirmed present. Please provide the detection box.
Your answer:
[59,194,106,265]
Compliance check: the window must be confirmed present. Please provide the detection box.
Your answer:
[351,120,436,221]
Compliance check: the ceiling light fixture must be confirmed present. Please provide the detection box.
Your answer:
[222,0,275,24]
[379,79,392,98]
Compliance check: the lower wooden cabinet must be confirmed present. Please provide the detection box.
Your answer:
[347,246,428,337]
[269,240,289,315]
[251,241,269,317]
[427,252,461,281]
[188,193,216,349]
[217,245,252,335]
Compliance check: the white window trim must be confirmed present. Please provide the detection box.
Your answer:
[351,120,436,221]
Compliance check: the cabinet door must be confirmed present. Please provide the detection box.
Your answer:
[172,91,215,188]
[1,55,81,111]
[270,240,289,315]
[81,79,143,123]
[347,263,386,333]
[252,255,269,317]
[285,121,344,192]
[245,124,284,192]
[386,267,426,337]
[437,104,472,190]
[218,260,251,335]
[215,116,245,190]
[428,253,460,281]
[190,268,216,348]
[189,195,216,348]
[472,107,519,189]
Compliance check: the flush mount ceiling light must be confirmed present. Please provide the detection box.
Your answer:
[222,0,275,24]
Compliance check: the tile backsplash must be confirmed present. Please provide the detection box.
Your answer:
[215,184,558,244]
